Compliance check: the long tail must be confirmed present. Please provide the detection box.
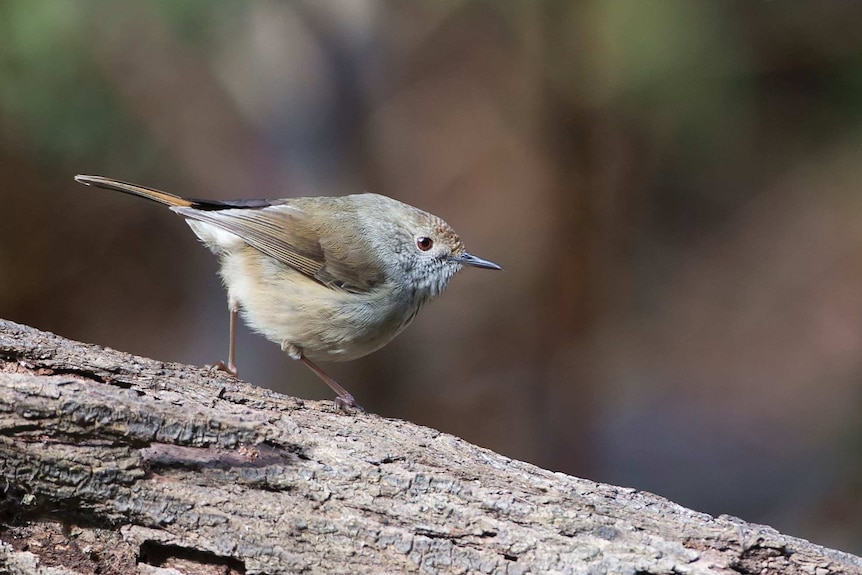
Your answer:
[74,175,194,208]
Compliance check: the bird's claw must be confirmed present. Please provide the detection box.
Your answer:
[209,360,238,377]
[334,394,365,413]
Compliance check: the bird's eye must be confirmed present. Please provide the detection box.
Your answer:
[416,237,433,251]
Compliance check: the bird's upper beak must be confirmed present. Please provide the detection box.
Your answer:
[452,252,503,270]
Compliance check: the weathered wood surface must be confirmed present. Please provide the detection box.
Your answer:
[0,319,859,575]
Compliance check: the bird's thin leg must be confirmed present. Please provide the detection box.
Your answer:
[227,304,238,373]
[212,304,239,377]
[300,355,364,412]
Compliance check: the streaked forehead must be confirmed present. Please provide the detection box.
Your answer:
[369,193,466,251]
[432,218,465,253]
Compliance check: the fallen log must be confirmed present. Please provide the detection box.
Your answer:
[0,319,859,574]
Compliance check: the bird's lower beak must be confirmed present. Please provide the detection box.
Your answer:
[453,252,503,270]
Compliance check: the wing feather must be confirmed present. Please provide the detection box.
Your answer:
[174,203,384,292]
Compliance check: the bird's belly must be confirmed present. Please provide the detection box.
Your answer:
[221,250,417,362]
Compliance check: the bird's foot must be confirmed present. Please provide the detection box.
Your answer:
[209,360,238,377]
[334,393,365,413]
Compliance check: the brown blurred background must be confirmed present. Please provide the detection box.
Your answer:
[3,0,862,554]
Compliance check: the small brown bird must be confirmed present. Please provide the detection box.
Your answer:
[75,175,501,410]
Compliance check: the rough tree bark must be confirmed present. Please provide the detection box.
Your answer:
[0,319,859,575]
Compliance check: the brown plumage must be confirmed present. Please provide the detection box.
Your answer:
[75,175,501,410]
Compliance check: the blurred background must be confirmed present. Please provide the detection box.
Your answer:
[2,0,862,553]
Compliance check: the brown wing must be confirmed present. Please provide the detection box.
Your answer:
[174,202,386,292]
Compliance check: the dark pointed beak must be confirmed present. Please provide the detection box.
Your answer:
[453,252,503,270]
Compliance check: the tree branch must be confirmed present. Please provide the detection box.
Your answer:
[0,319,859,574]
